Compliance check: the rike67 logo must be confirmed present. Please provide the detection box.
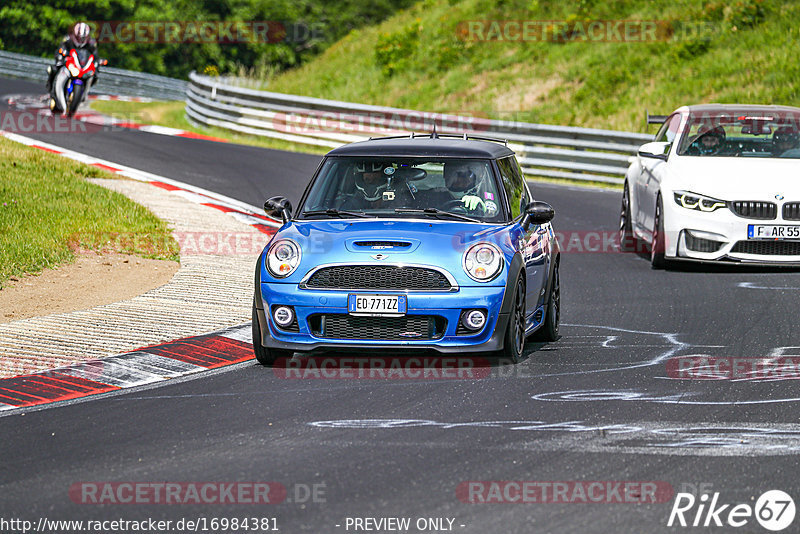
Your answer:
[668,490,795,531]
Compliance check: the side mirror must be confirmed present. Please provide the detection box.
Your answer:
[638,141,670,161]
[523,201,554,228]
[264,196,292,224]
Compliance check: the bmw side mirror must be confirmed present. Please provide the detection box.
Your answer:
[638,141,670,161]
[264,196,292,223]
[523,201,554,229]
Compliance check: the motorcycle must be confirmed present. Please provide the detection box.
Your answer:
[48,47,107,117]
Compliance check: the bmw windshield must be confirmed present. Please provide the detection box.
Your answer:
[298,157,506,223]
[677,110,800,158]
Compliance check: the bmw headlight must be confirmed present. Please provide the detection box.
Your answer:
[267,239,301,278]
[673,191,726,212]
[463,243,504,282]
[67,63,81,77]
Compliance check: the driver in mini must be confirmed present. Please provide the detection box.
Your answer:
[442,161,488,212]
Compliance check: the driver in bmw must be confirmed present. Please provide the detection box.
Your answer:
[686,125,726,156]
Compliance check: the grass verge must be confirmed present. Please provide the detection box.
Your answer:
[0,135,180,289]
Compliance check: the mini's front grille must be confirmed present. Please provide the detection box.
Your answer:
[684,232,724,253]
[782,202,800,221]
[304,265,452,290]
[731,240,800,256]
[309,314,446,340]
[730,201,777,220]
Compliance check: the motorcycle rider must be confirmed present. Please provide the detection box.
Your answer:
[47,22,98,114]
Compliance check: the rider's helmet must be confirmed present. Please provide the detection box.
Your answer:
[70,22,92,48]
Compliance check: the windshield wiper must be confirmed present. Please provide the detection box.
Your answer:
[302,209,374,219]
[394,208,480,223]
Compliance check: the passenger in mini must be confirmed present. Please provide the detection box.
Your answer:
[772,127,800,157]
[342,161,411,209]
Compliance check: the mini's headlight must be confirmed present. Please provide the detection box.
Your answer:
[267,239,301,278]
[67,63,81,77]
[673,191,726,212]
[463,242,503,282]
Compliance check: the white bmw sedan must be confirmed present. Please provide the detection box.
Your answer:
[621,104,800,268]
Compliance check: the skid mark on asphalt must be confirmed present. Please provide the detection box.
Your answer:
[737,282,800,290]
[307,419,800,456]
[531,389,800,405]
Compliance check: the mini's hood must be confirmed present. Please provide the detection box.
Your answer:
[664,156,800,201]
[264,218,514,285]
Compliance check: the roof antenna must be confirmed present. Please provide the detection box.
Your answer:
[431,122,439,139]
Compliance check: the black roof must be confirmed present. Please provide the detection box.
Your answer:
[326,136,516,159]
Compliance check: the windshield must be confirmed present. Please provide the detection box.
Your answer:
[677,110,800,158]
[299,157,505,222]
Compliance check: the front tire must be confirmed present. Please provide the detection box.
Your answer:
[619,182,639,252]
[252,305,293,366]
[495,276,526,363]
[533,261,560,342]
[651,195,667,269]
[67,83,84,117]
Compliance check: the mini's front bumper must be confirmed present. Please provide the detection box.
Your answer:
[257,283,513,353]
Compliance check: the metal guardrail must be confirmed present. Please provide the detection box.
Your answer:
[186,71,652,184]
[0,49,187,101]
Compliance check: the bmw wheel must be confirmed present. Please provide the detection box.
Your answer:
[619,182,638,253]
[651,195,667,269]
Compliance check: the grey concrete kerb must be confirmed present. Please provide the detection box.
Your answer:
[0,177,268,378]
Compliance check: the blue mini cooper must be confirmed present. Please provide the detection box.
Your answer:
[253,134,561,364]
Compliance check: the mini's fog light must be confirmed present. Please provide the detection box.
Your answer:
[273,306,294,327]
[463,309,487,331]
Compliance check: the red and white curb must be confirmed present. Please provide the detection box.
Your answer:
[4,93,228,143]
[0,325,252,413]
[76,109,229,143]
[89,95,154,103]
[0,131,279,233]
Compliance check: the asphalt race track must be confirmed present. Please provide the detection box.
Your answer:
[2,77,800,533]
